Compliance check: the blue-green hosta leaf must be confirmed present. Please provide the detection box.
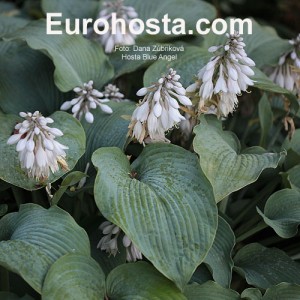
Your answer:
[263,283,300,300]
[106,262,186,300]
[5,20,114,92]
[42,254,105,300]
[0,204,90,293]
[144,46,212,87]
[41,0,99,20]
[204,217,235,288]
[0,241,52,294]
[184,281,240,300]
[92,144,217,290]
[0,111,86,191]
[0,41,72,115]
[282,129,300,170]
[76,101,135,172]
[257,189,300,238]
[124,0,216,41]
[241,288,262,300]
[283,129,300,156]
[193,117,284,202]
[0,204,8,216]
[286,165,300,192]
[0,16,28,37]
[234,243,300,289]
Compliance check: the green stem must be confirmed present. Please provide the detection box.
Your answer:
[0,266,9,291]
[235,214,262,237]
[73,196,83,222]
[232,177,280,228]
[267,121,283,150]
[236,222,268,243]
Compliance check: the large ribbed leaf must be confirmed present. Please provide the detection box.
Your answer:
[234,243,300,289]
[257,189,300,238]
[0,111,86,190]
[0,16,28,37]
[42,254,105,300]
[184,282,240,300]
[0,204,90,293]
[263,283,300,300]
[283,129,300,155]
[0,241,52,293]
[106,262,186,300]
[92,144,217,290]
[282,130,300,169]
[241,288,262,300]
[0,41,72,115]
[5,20,114,92]
[286,165,300,192]
[41,0,99,20]
[204,217,235,287]
[76,102,134,172]
[193,117,284,202]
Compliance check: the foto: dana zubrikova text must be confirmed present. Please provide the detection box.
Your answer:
[114,45,185,62]
[46,13,253,36]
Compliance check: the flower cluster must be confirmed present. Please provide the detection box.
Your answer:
[97,221,142,262]
[103,84,125,102]
[269,34,300,95]
[92,0,139,53]
[7,111,68,181]
[128,68,192,143]
[60,80,112,124]
[187,32,255,118]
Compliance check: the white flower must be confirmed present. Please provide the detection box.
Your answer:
[128,68,192,143]
[60,80,112,123]
[88,0,139,53]
[122,235,143,262]
[102,84,126,102]
[269,34,300,95]
[7,111,69,181]
[187,31,255,118]
[97,221,142,262]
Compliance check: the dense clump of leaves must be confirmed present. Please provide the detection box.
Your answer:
[0,0,300,299]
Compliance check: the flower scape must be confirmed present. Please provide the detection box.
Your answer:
[269,34,300,95]
[187,32,255,118]
[7,111,68,181]
[87,0,139,53]
[1,0,300,299]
